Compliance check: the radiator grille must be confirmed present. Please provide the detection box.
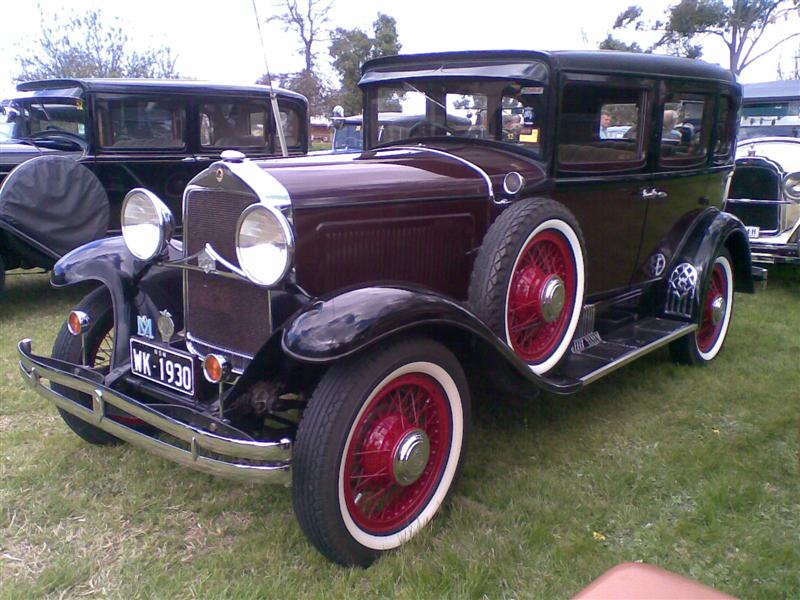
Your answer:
[726,201,782,233]
[184,189,270,358]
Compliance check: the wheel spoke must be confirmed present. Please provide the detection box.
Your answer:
[343,371,454,534]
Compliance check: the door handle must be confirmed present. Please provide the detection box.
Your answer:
[181,157,199,163]
[641,188,668,200]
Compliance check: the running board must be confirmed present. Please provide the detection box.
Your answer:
[542,317,696,392]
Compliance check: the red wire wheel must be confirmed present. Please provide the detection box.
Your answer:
[342,372,452,534]
[506,228,578,363]
[696,260,729,354]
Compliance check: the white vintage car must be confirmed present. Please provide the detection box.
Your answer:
[726,80,800,265]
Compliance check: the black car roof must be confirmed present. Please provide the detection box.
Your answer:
[14,78,308,104]
[742,80,800,102]
[361,50,737,85]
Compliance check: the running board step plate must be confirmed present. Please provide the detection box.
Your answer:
[547,317,696,389]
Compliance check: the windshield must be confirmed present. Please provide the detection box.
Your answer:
[366,78,546,155]
[333,122,364,151]
[1,98,88,141]
[739,100,800,140]
[0,121,13,141]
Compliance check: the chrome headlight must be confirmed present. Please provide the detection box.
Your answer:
[121,189,174,261]
[235,204,294,287]
[784,172,800,202]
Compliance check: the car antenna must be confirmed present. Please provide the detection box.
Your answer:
[252,0,288,157]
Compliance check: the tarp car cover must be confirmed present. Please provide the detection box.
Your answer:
[0,155,109,257]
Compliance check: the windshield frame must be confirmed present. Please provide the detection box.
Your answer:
[363,76,548,158]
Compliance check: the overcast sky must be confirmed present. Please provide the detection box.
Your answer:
[1,0,798,98]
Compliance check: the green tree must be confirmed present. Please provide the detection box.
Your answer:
[258,69,329,117]
[598,35,644,53]
[605,0,800,75]
[14,8,179,82]
[329,13,402,115]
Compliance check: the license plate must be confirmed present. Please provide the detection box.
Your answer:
[130,338,194,395]
[746,226,760,239]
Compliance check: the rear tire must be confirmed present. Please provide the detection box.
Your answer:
[52,287,121,445]
[0,254,5,295]
[469,198,586,374]
[669,249,734,366]
[293,337,470,566]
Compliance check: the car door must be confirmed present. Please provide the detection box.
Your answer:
[89,92,194,231]
[632,81,717,285]
[551,73,655,297]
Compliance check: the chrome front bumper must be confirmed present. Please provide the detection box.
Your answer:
[750,242,800,265]
[17,339,291,485]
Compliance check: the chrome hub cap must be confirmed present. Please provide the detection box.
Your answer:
[392,429,431,486]
[711,295,726,325]
[539,275,566,323]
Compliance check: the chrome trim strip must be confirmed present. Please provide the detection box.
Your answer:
[203,243,248,279]
[224,159,292,209]
[391,146,495,201]
[185,333,255,374]
[579,324,697,385]
[18,339,291,485]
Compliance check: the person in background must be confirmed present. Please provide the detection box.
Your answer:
[662,109,682,141]
[599,111,612,138]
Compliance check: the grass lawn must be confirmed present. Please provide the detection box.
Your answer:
[1,268,798,599]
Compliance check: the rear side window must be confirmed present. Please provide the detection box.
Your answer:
[659,90,712,167]
[558,82,646,172]
[200,99,269,148]
[713,93,737,164]
[279,107,302,147]
[96,95,186,149]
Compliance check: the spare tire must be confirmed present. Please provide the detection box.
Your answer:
[0,155,109,257]
[468,198,586,375]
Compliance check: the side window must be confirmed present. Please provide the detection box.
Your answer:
[659,91,712,167]
[713,93,736,163]
[95,95,186,149]
[200,99,268,148]
[279,105,303,148]
[558,82,646,172]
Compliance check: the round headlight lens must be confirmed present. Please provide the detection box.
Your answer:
[121,189,174,261]
[784,172,800,202]
[235,204,293,287]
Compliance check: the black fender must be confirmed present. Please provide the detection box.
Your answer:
[51,236,183,365]
[660,207,754,322]
[279,285,569,394]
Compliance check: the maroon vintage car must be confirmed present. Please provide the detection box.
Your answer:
[18,50,753,566]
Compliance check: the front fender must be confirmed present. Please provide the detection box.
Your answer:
[280,285,568,394]
[52,237,183,364]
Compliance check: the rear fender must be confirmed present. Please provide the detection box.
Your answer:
[659,208,754,322]
[52,237,183,364]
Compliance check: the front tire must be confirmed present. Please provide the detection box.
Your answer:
[293,337,470,566]
[670,249,734,366]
